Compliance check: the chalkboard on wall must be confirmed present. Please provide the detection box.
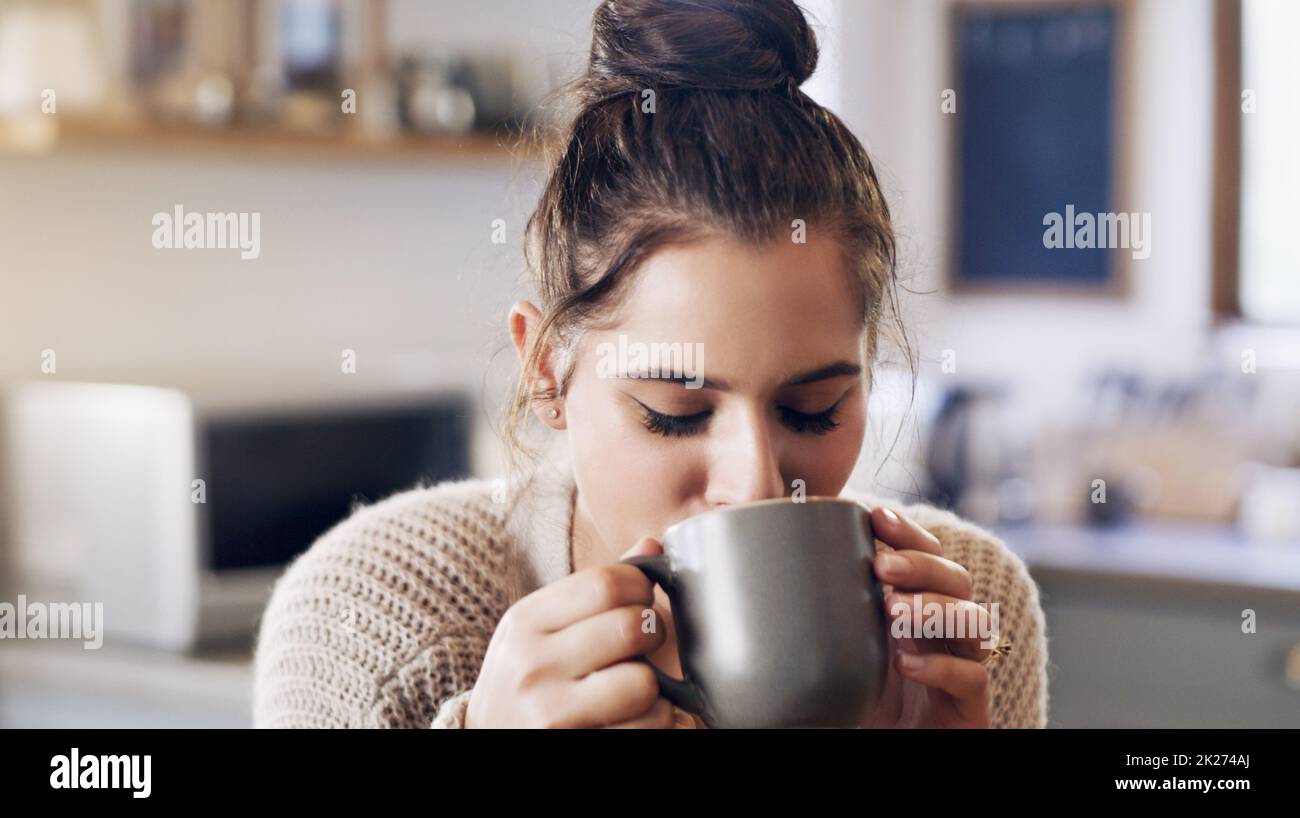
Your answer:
[952,3,1127,293]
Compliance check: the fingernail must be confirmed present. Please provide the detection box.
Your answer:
[879,553,909,577]
[881,507,899,525]
[898,651,924,672]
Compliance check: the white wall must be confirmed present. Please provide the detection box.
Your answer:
[1,1,609,476]
[0,0,1228,486]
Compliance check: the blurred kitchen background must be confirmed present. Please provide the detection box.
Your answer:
[0,0,1297,728]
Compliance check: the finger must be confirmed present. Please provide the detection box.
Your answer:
[894,650,991,725]
[886,591,995,661]
[874,548,973,599]
[884,591,997,662]
[547,602,667,677]
[604,696,679,729]
[871,507,943,556]
[568,660,662,727]
[514,541,661,632]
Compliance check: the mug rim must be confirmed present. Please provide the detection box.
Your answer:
[661,495,870,543]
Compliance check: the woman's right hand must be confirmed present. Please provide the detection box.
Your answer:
[464,537,678,728]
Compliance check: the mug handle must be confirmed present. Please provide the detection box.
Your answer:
[620,555,708,718]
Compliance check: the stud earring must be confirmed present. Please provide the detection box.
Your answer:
[548,406,560,420]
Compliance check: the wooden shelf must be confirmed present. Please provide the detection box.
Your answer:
[45,117,541,164]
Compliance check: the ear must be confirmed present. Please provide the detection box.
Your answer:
[508,301,566,429]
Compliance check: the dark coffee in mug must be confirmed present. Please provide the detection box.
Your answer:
[623,496,889,728]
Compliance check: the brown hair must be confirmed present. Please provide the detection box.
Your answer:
[503,0,915,477]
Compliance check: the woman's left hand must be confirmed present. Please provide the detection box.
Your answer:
[863,506,994,728]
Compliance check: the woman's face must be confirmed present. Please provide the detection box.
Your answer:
[560,232,869,553]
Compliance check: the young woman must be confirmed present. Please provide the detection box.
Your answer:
[253,0,1048,729]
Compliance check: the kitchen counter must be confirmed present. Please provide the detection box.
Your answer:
[0,639,252,728]
[995,519,1300,594]
[994,519,1300,728]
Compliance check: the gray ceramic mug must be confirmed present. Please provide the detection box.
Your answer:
[622,496,889,728]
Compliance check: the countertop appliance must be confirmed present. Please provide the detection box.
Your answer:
[0,377,470,652]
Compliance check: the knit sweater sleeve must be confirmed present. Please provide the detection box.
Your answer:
[889,499,1051,728]
[252,480,510,728]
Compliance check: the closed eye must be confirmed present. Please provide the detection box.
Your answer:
[777,400,842,435]
[636,401,711,438]
[634,397,844,438]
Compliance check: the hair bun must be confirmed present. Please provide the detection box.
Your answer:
[588,0,819,93]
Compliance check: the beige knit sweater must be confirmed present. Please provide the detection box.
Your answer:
[252,451,1050,728]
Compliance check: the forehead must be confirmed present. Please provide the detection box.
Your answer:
[590,232,865,383]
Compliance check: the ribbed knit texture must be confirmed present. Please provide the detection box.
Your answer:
[252,455,1050,729]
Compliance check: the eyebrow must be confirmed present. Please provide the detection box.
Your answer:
[617,361,862,391]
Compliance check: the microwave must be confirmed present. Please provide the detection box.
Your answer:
[0,379,470,652]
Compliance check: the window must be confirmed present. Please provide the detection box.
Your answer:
[1221,0,1300,325]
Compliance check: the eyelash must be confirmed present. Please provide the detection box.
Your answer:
[636,399,843,438]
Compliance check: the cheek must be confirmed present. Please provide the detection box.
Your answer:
[565,380,701,542]
[566,380,662,468]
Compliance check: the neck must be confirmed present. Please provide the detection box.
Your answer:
[569,488,615,573]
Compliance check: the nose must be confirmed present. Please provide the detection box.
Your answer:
[704,406,786,507]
